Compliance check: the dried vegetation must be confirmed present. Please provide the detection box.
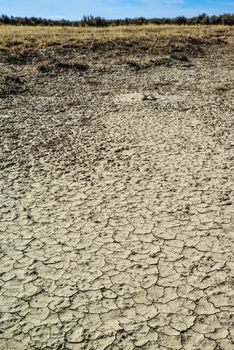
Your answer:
[0,24,232,65]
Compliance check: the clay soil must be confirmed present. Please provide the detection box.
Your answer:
[0,25,234,350]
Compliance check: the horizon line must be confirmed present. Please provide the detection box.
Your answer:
[1,12,234,21]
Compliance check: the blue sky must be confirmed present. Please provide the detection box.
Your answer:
[0,1,233,20]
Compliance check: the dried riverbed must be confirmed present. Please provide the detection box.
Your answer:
[0,36,234,349]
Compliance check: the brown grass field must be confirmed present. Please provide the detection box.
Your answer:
[0,24,233,64]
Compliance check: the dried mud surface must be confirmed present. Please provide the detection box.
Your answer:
[0,39,234,350]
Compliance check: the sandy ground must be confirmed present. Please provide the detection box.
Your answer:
[0,39,234,349]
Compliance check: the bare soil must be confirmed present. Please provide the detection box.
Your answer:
[0,30,234,350]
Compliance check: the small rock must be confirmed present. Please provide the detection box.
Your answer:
[142,94,157,101]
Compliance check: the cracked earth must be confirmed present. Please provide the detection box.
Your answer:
[0,39,234,349]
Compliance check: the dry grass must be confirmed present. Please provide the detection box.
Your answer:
[0,24,232,47]
[0,24,233,64]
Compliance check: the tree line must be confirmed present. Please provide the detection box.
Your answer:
[0,13,234,26]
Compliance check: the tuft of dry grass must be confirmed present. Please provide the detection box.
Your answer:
[0,24,233,64]
[34,60,89,73]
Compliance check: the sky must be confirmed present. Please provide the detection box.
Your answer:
[0,0,234,20]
